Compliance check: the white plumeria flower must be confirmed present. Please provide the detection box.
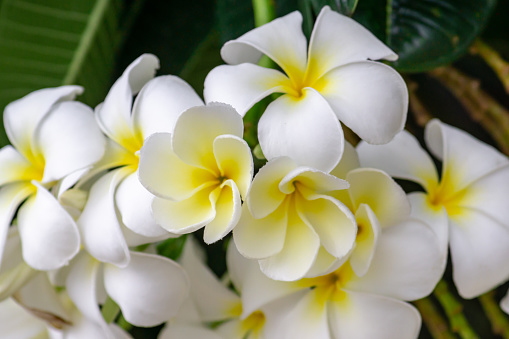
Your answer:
[357,119,509,298]
[64,250,189,330]
[233,157,356,281]
[204,6,408,172]
[77,54,204,267]
[228,217,442,339]
[0,86,105,270]
[138,103,254,244]
[0,273,131,339]
[162,236,269,339]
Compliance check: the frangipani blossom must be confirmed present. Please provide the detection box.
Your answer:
[138,103,253,244]
[357,119,509,298]
[0,273,131,339]
[0,86,105,270]
[204,6,408,172]
[65,250,189,330]
[77,54,204,267]
[233,157,356,281]
[163,237,269,339]
[228,216,442,339]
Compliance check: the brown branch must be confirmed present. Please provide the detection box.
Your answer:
[470,39,509,94]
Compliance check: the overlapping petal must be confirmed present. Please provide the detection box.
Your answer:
[172,103,244,171]
[349,203,380,277]
[213,135,253,199]
[221,11,307,77]
[318,61,407,144]
[259,204,320,281]
[35,101,105,183]
[234,200,288,259]
[0,298,47,338]
[204,64,289,115]
[115,172,167,237]
[0,146,40,186]
[279,167,349,197]
[132,75,204,137]
[139,133,216,201]
[258,88,343,172]
[17,183,80,270]
[103,251,189,327]
[78,168,131,267]
[330,141,359,179]
[356,130,438,189]
[3,86,82,159]
[159,324,223,339]
[306,6,397,80]
[346,168,410,228]
[204,180,241,244]
[96,54,159,146]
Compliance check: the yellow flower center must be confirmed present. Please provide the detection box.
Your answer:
[299,263,354,306]
[240,310,266,337]
[426,172,466,217]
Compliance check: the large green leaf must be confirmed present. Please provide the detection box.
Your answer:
[0,0,135,146]
[353,0,497,72]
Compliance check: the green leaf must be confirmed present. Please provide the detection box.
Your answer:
[156,235,187,261]
[353,0,497,72]
[0,0,136,146]
[309,0,358,16]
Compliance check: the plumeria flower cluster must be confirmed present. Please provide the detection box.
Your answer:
[0,5,509,339]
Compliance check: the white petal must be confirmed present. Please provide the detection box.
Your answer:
[159,324,223,339]
[0,298,47,338]
[203,180,241,244]
[347,168,410,227]
[501,290,509,315]
[454,163,509,227]
[0,183,34,268]
[297,195,356,259]
[35,101,105,183]
[0,146,40,186]
[408,192,449,257]
[330,141,359,179]
[213,135,253,199]
[266,288,330,339]
[96,54,159,143]
[66,252,105,326]
[346,218,443,301]
[132,75,203,138]
[172,103,244,171]
[258,89,343,172]
[78,168,131,267]
[18,183,80,270]
[3,86,82,158]
[103,251,189,327]
[319,61,407,144]
[349,203,380,277]
[226,241,260,293]
[221,11,307,77]
[180,237,241,321]
[139,133,217,201]
[234,200,288,259]
[259,204,320,281]
[247,157,297,219]
[449,209,509,298]
[115,172,167,237]
[329,291,421,339]
[0,227,36,301]
[307,6,397,80]
[356,130,438,190]
[204,64,289,116]
[425,119,509,191]
[152,187,216,234]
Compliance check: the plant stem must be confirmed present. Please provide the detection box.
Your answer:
[470,39,509,93]
[252,0,276,27]
[101,297,120,324]
[414,297,456,339]
[433,280,478,339]
[479,291,509,338]
[430,66,509,155]
[118,313,133,331]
